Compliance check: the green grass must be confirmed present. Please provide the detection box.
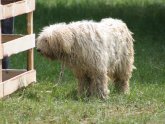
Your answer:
[1,0,165,123]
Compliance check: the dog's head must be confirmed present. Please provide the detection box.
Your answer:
[36,26,55,59]
[36,24,74,60]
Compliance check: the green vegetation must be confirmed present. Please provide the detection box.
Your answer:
[0,0,165,123]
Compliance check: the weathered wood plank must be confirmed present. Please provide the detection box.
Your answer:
[0,69,36,98]
[0,0,35,20]
[2,69,26,81]
[2,34,23,42]
[2,34,35,57]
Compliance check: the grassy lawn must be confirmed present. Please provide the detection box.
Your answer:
[1,0,165,123]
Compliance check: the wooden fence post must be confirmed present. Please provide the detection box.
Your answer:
[27,12,34,70]
[0,21,2,83]
[0,0,2,83]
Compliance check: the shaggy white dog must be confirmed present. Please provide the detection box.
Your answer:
[36,18,135,99]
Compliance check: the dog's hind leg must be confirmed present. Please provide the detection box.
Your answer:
[90,73,109,99]
[113,78,130,94]
[75,70,90,97]
[112,59,133,94]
